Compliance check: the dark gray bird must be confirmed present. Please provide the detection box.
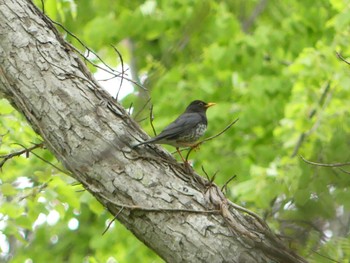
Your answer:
[133,100,215,162]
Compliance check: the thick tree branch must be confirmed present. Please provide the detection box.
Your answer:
[0,1,306,262]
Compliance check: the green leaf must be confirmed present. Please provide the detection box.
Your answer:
[0,183,18,196]
[0,203,24,219]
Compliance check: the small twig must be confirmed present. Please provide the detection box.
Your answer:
[149,104,157,136]
[18,181,51,201]
[311,249,340,263]
[137,117,148,123]
[221,175,237,193]
[31,151,70,174]
[46,17,147,91]
[185,118,239,161]
[227,200,269,230]
[134,98,151,121]
[300,155,350,167]
[98,68,129,82]
[338,168,350,174]
[40,0,45,14]
[291,133,306,158]
[102,206,125,235]
[0,143,44,168]
[0,142,70,175]
[336,51,350,66]
[201,166,217,184]
[50,19,115,74]
[111,45,126,101]
[200,118,239,144]
[13,143,70,174]
[127,102,133,115]
[201,165,210,181]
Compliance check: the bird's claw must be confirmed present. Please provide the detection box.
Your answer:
[190,143,201,151]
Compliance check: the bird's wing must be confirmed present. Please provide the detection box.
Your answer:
[155,112,204,140]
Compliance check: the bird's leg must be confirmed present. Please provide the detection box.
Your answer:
[176,147,187,163]
[176,148,194,172]
[178,143,201,164]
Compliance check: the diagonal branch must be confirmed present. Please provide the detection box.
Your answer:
[336,51,350,66]
[300,155,350,167]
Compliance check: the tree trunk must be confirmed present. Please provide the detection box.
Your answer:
[0,0,307,262]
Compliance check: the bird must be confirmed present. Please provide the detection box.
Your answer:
[133,100,216,163]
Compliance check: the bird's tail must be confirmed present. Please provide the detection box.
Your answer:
[131,141,147,148]
[131,137,157,148]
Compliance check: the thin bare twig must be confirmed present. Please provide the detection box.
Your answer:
[111,45,126,101]
[338,168,350,174]
[12,143,70,174]
[47,17,146,91]
[221,175,237,193]
[201,165,211,181]
[200,118,239,144]
[149,104,157,136]
[134,98,151,121]
[127,102,133,115]
[300,155,350,167]
[40,0,45,14]
[0,142,70,175]
[0,143,44,168]
[311,249,340,263]
[227,200,269,230]
[30,150,70,174]
[18,181,51,201]
[137,117,148,123]
[336,51,350,66]
[55,24,115,73]
[102,206,125,235]
[98,68,129,82]
[201,165,217,184]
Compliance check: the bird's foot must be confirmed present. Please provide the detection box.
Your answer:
[183,160,194,173]
[190,143,201,151]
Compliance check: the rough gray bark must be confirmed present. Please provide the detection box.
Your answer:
[0,0,307,262]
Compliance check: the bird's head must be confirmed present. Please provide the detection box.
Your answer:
[185,100,216,113]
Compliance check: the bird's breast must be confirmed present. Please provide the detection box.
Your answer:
[193,123,207,139]
[178,123,207,143]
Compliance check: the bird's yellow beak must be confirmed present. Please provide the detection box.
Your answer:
[205,102,216,108]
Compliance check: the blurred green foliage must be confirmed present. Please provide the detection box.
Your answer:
[1,0,350,262]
